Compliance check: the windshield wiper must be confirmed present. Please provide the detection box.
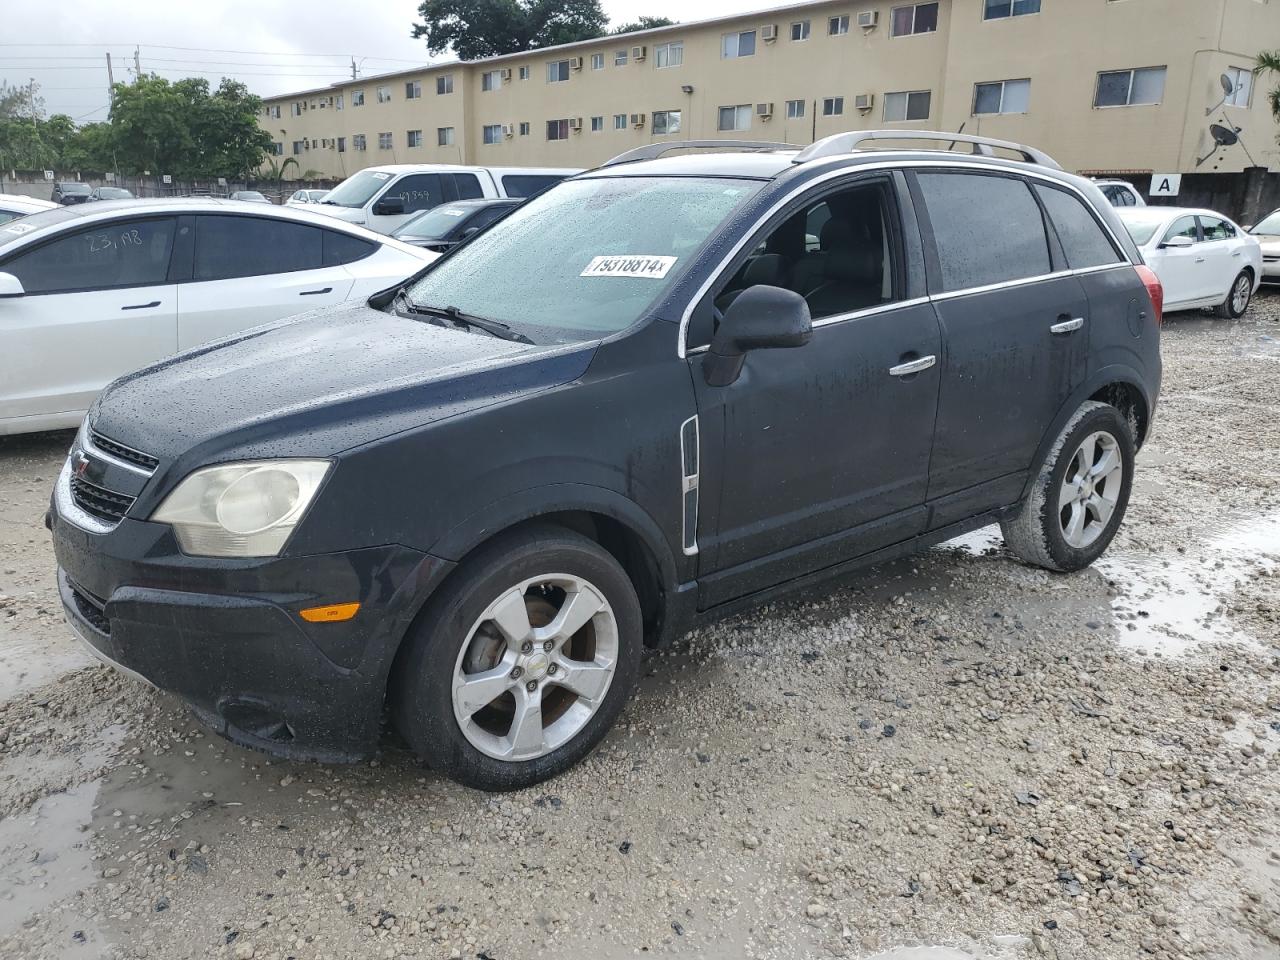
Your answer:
[403,300,535,345]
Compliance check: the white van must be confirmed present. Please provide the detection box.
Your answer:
[312,165,581,234]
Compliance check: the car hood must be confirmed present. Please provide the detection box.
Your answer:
[91,301,594,463]
[1255,235,1280,253]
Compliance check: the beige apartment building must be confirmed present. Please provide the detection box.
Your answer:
[259,0,1280,181]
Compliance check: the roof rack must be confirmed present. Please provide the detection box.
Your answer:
[601,140,798,167]
[791,130,1062,170]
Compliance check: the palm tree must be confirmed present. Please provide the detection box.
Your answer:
[1257,51,1280,125]
[259,155,298,188]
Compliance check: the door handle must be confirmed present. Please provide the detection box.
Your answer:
[1049,317,1085,334]
[299,287,333,296]
[1231,250,1242,257]
[121,301,161,310]
[889,355,936,377]
[1194,257,1206,263]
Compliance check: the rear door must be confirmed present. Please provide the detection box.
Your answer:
[368,173,448,234]
[1197,215,1245,300]
[177,214,354,349]
[912,170,1089,523]
[0,216,178,420]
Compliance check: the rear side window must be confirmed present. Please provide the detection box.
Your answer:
[450,174,484,200]
[916,172,1050,291]
[1101,184,1137,207]
[4,217,176,294]
[1035,185,1122,269]
[390,173,446,214]
[194,216,323,280]
[499,174,565,198]
[322,230,377,266]
[1198,216,1236,241]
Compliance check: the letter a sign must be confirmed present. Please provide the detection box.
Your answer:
[1149,174,1182,197]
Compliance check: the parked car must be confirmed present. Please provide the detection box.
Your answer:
[314,164,581,234]
[48,131,1161,791]
[1093,179,1146,208]
[286,189,331,207]
[1117,206,1261,318]
[392,198,520,252]
[1246,208,1280,283]
[51,182,93,205]
[89,186,135,202]
[0,198,434,435]
[0,194,58,224]
[229,190,272,204]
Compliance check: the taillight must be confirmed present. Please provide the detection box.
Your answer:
[1135,264,1163,326]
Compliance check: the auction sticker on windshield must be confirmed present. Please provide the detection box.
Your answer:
[581,255,677,279]
[3,222,36,235]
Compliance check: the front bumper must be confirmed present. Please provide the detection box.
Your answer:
[1262,257,1280,283]
[50,477,452,762]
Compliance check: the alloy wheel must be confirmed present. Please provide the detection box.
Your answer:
[1058,431,1123,549]
[1231,274,1251,315]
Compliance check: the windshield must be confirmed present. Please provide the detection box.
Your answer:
[98,187,131,199]
[0,206,82,252]
[1121,219,1161,246]
[322,169,393,208]
[406,176,763,342]
[397,206,477,240]
[60,183,91,195]
[1253,211,1280,236]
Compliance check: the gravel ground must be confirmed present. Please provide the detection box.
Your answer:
[1,294,1278,960]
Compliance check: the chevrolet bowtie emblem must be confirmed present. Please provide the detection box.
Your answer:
[73,452,90,478]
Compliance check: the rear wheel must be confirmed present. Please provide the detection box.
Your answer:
[1213,269,1253,319]
[392,524,642,791]
[1000,401,1135,573]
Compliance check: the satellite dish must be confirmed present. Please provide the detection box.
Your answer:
[1210,123,1239,146]
[1220,73,1234,95]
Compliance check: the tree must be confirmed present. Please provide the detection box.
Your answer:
[1257,51,1280,133]
[411,0,608,60]
[0,79,41,120]
[612,16,675,34]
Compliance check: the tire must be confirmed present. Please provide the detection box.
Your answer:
[391,523,643,791]
[1000,401,1135,573]
[1213,269,1253,319]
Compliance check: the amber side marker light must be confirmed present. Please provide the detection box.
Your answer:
[299,602,361,623]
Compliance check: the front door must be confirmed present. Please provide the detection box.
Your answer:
[1152,214,1205,307]
[368,173,448,234]
[689,176,941,608]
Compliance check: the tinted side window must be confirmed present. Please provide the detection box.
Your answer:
[1199,216,1236,241]
[1102,185,1136,207]
[390,174,445,214]
[1163,216,1199,244]
[194,216,323,280]
[466,206,511,232]
[451,174,484,200]
[916,173,1050,290]
[322,230,377,266]
[1035,185,1122,269]
[5,217,176,294]
[499,174,564,198]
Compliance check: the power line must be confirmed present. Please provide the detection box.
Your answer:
[0,42,439,65]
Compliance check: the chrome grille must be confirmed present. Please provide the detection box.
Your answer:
[90,430,159,472]
[70,475,136,523]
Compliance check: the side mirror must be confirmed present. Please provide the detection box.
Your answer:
[373,196,405,216]
[460,226,481,240]
[704,285,812,387]
[0,272,25,298]
[1161,235,1195,249]
[1241,224,1253,233]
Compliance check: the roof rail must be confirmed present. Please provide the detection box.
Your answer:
[601,139,798,167]
[791,130,1062,170]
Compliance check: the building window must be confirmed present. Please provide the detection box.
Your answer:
[291,140,303,155]
[718,104,752,131]
[890,3,939,37]
[652,109,682,135]
[269,105,281,119]
[588,115,603,132]
[436,74,453,95]
[1225,66,1253,107]
[722,30,757,58]
[1094,66,1166,107]
[973,78,1031,114]
[828,15,849,35]
[547,118,570,140]
[884,90,932,121]
[613,113,627,130]
[614,49,628,66]
[591,53,605,70]
[519,121,530,135]
[352,134,366,151]
[405,80,421,99]
[438,126,454,146]
[336,137,346,153]
[378,132,393,150]
[791,20,811,40]
[655,41,683,68]
[518,65,530,80]
[291,102,301,117]
[352,89,365,106]
[822,96,844,116]
[983,0,1040,19]
[376,85,391,103]
[786,99,805,118]
[483,124,503,144]
[482,70,502,91]
[547,60,571,82]
[335,95,343,111]
[270,141,283,155]
[407,129,423,148]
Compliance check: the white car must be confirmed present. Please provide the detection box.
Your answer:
[1116,206,1262,318]
[1246,209,1280,284]
[286,189,331,207]
[314,164,581,234]
[1093,179,1146,208]
[0,199,434,435]
[0,194,59,225]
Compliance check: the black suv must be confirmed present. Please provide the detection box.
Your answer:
[51,181,92,205]
[50,132,1162,791]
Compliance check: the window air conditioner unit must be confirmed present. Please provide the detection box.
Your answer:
[500,68,512,81]
[569,116,583,131]
[854,93,874,112]
[631,112,646,127]
[756,102,774,119]
[858,10,879,29]
[761,24,778,41]
[570,56,584,71]
[632,45,647,61]
[502,123,515,137]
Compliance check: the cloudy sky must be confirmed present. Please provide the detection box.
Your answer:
[2,1,753,120]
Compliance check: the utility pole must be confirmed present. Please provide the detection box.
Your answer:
[106,52,115,93]
[351,57,358,81]
[134,46,142,82]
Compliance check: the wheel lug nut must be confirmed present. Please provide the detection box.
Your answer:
[526,680,538,692]
[543,640,554,652]
[547,663,558,676]
[520,641,533,654]
[510,666,523,680]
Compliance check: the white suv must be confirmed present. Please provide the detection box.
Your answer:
[1093,179,1146,208]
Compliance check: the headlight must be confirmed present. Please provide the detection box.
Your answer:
[151,460,330,557]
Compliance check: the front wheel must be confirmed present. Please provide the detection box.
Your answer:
[1213,269,1253,319]
[392,524,642,791]
[1000,401,1135,573]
